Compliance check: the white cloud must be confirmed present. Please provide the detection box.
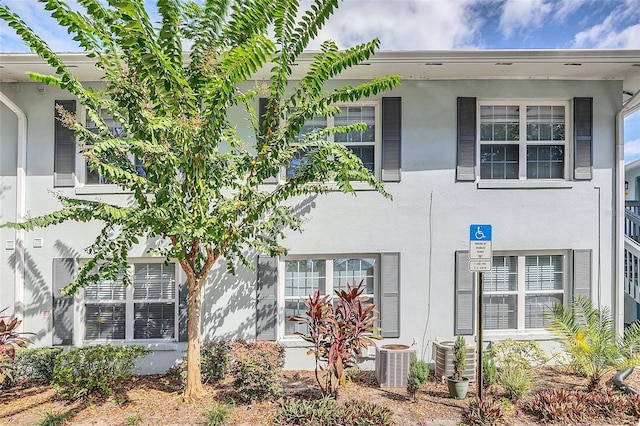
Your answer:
[573,0,640,48]
[309,0,483,50]
[625,139,640,163]
[552,0,583,21]
[498,0,553,38]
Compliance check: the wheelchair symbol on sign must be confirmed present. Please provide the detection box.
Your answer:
[474,226,487,240]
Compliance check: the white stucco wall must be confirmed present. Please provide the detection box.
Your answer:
[0,78,622,373]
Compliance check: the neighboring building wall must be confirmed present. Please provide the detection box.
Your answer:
[0,78,621,373]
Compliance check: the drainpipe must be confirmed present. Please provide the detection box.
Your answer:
[616,89,640,335]
[0,91,27,328]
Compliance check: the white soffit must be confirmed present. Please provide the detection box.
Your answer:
[1,49,639,93]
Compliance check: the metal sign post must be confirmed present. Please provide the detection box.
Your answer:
[469,224,492,400]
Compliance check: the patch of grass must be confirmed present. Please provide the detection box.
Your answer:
[37,410,71,426]
[203,401,233,426]
[124,413,142,426]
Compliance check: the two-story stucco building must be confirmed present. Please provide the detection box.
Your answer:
[2,49,640,372]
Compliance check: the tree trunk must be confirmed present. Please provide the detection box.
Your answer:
[184,275,204,401]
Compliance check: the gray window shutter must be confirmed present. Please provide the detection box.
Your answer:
[178,278,188,342]
[454,251,475,335]
[381,97,402,182]
[380,252,400,338]
[52,258,75,345]
[256,256,277,340]
[574,97,593,180]
[259,97,278,184]
[456,97,476,181]
[54,100,76,187]
[573,249,592,300]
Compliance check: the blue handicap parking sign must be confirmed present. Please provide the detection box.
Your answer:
[470,224,492,241]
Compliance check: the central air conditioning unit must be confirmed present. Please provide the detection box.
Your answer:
[433,340,476,382]
[375,344,416,388]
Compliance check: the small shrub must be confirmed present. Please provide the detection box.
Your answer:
[488,339,548,370]
[12,347,63,384]
[452,335,467,381]
[407,358,429,400]
[201,341,232,384]
[482,355,497,389]
[52,344,150,400]
[37,410,71,426]
[499,367,532,401]
[203,401,233,426]
[0,307,33,383]
[463,396,504,426]
[526,389,588,423]
[341,400,392,426]
[274,398,392,426]
[230,340,285,402]
[275,397,341,425]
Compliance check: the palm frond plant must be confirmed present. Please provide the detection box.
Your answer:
[546,296,640,391]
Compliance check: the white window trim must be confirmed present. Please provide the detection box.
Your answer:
[277,254,379,342]
[483,250,568,339]
[275,101,382,186]
[78,258,182,344]
[476,99,572,184]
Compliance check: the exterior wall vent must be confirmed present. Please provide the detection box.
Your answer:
[375,344,415,388]
[433,340,477,382]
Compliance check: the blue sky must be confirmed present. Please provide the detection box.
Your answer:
[1,0,639,159]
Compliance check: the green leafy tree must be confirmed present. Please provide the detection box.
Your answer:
[0,0,399,400]
[547,296,640,390]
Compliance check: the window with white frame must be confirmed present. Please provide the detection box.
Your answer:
[479,101,568,180]
[483,253,565,330]
[82,109,146,185]
[283,256,376,337]
[286,104,378,178]
[84,262,177,341]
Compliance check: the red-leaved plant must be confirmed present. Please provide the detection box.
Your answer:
[289,280,380,397]
[0,307,33,382]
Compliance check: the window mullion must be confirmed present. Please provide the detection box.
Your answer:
[519,104,527,179]
[326,258,334,296]
[517,255,526,330]
[126,265,134,340]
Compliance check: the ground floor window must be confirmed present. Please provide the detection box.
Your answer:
[84,262,177,341]
[483,253,565,330]
[283,256,376,337]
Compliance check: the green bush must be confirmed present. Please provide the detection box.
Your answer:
[165,340,232,387]
[488,339,548,370]
[406,358,429,400]
[201,341,232,384]
[230,340,285,402]
[52,344,150,400]
[203,401,233,426]
[12,347,62,384]
[274,397,392,426]
[482,354,497,389]
[499,367,532,401]
[463,396,504,426]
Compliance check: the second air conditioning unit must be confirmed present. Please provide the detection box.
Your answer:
[433,340,476,382]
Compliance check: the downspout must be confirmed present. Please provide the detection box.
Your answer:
[0,91,27,328]
[615,89,640,335]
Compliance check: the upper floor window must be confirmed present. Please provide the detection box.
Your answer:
[283,256,376,337]
[479,101,568,180]
[81,109,145,186]
[84,262,177,341]
[286,103,379,179]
